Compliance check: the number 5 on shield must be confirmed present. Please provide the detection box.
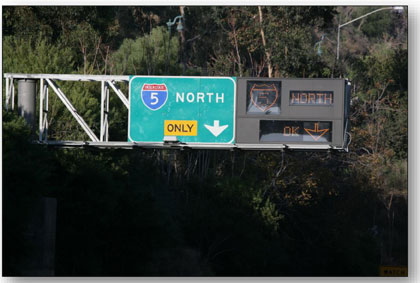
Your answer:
[150,92,158,105]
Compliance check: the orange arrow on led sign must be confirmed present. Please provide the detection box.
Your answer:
[304,123,329,141]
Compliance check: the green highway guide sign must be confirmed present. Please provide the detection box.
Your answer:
[128,76,236,144]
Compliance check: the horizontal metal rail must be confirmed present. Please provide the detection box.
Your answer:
[4,73,130,82]
[37,141,346,151]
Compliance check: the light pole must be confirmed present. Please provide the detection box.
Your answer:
[165,15,184,74]
[336,6,404,61]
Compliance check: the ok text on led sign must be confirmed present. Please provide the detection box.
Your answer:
[290,90,333,106]
[259,121,332,143]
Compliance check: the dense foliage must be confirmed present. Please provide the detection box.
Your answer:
[2,6,407,276]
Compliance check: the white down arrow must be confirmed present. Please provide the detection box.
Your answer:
[204,120,229,137]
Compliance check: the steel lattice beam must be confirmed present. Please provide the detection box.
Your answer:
[45,78,99,142]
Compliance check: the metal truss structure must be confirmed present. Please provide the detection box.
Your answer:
[5,73,129,144]
[3,73,344,151]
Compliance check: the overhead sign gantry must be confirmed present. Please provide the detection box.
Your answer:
[3,73,351,151]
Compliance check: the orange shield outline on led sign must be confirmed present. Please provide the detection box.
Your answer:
[250,83,279,112]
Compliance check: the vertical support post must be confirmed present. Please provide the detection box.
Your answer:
[166,27,172,74]
[38,80,49,141]
[44,84,49,141]
[39,79,44,141]
[100,81,110,142]
[105,82,110,142]
[336,26,341,61]
[19,197,57,276]
[5,77,9,111]
[100,81,105,141]
[18,79,37,130]
[11,78,15,111]
[42,197,57,276]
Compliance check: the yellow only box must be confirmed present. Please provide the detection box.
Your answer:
[164,120,197,136]
[379,266,408,277]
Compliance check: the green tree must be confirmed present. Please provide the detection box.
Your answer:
[2,35,74,74]
[2,35,101,141]
[187,6,335,77]
[110,26,181,75]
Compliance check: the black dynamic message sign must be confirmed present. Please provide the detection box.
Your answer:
[289,90,333,106]
[260,121,332,143]
[246,81,281,114]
